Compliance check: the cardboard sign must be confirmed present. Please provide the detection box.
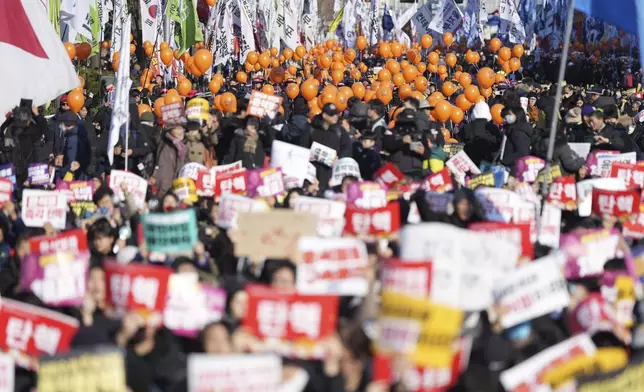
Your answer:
[0,354,13,392]
[161,102,186,126]
[296,237,369,296]
[0,165,15,185]
[243,285,338,359]
[381,259,433,298]
[469,222,533,259]
[445,150,480,185]
[247,91,282,118]
[246,167,285,198]
[500,334,596,392]
[374,162,405,189]
[215,168,247,198]
[0,178,12,205]
[494,255,570,328]
[38,346,126,392]
[141,209,198,253]
[467,172,495,189]
[547,176,577,211]
[310,142,337,167]
[55,180,93,202]
[424,168,454,193]
[597,152,637,178]
[27,163,52,186]
[576,178,626,217]
[514,156,545,183]
[108,170,148,209]
[270,140,311,188]
[560,229,620,279]
[329,158,362,187]
[104,262,173,316]
[0,298,78,368]
[163,274,226,338]
[21,189,67,229]
[235,210,317,260]
[475,187,521,223]
[344,202,401,238]
[591,188,640,217]
[346,181,388,209]
[292,196,346,238]
[377,291,463,368]
[188,354,281,392]
[217,193,269,229]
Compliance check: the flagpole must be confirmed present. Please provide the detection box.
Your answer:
[537,0,575,232]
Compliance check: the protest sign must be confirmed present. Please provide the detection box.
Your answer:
[20,250,89,307]
[475,187,521,223]
[0,354,12,392]
[568,143,592,159]
[0,178,11,205]
[377,291,463,368]
[55,180,93,202]
[164,273,226,338]
[195,161,243,197]
[21,189,67,229]
[610,162,644,190]
[374,162,405,189]
[246,167,285,198]
[329,158,362,187]
[587,150,618,177]
[381,259,432,298]
[243,284,338,359]
[217,193,269,229]
[235,210,317,260]
[560,229,620,279]
[38,345,126,392]
[346,181,388,209]
[310,142,337,167]
[494,255,570,328]
[28,229,88,255]
[536,203,562,248]
[0,165,16,185]
[445,150,480,185]
[424,168,454,193]
[535,165,562,184]
[470,222,533,259]
[215,168,247,198]
[500,334,596,392]
[425,192,454,213]
[27,163,51,186]
[344,202,401,238]
[547,176,577,210]
[0,298,79,368]
[188,354,281,392]
[104,262,173,317]
[467,172,495,189]
[161,102,186,126]
[411,4,433,36]
[141,209,198,253]
[598,152,637,178]
[247,91,283,118]
[577,178,627,217]
[592,188,640,217]
[108,170,148,209]
[427,0,463,34]
[179,162,207,182]
[270,140,311,188]
[296,237,369,295]
[292,196,346,237]
[624,205,644,240]
[576,354,644,392]
[569,293,621,336]
[514,156,545,183]
[172,178,198,205]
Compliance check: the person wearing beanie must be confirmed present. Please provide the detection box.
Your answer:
[279,96,311,148]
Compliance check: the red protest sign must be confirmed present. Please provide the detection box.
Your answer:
[470,222,533,259]
[215,169,247,199]
[0,299,78,363]
[424,168,454,193]
[247,91,283,118]
[161,102,186,126]
[195,162,243,197]
[591,188,640,217]
[610,162,644,190]
[381,259,432,298]
[344,201,401,237]
[546,176,577,211]
[243,284,338,358]
[374,163,405,189]
[624,205,644,240]
[104,262,173,315]
[28,229,88,255]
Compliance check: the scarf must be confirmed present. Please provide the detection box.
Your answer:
[168,133,187,162]
[243,128,258,154]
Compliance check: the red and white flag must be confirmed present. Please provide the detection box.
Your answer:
[0,0,79,116]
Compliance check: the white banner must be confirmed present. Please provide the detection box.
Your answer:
[494,254,570,328]
[74,0,93,40]
[107,16,132,167]
[428,0,463,35]
[21,190,68,230]
[217,194,269,229]
[110,0,127,59]
[411,4,432,37]
[237,0,256,63]
[213,0,234,67]
[499,0,526,43]
[342,0,358,48]
[292,196,346,237]
[188,354,281,392]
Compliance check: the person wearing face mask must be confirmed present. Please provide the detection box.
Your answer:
[500,106,534,167]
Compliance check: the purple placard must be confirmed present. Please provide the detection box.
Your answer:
[28,163,51,186]
[164,283,226,338]
[55,180,94,202]
[513,156,545,183]
[246,167,285,198]
[19,251,89,307]
[560,229,621,279]
[346,181,387,209]
[586,150,618,177]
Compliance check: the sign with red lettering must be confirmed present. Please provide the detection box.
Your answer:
[424,168,454,193]
[344,202,401,237]
[21,190,67,230]
[246,167,285,198]
[0,178,12,205]
[547,176,577,211]
[381,259,432,298]
[610,162,644,190]
[243,285,338,359]
[55,180,93,203]
[624,205,644,240]
[469,222,533,259]
[591,188,640,217]
[195,161,243,197]
[346,181,388,209]
[104,262,173,317]
[247,91,283,118]
[188,354,281,392]
[0,299,78,369]
[374,163,405,189]
[215,169,247,199]
[108,170,148,209]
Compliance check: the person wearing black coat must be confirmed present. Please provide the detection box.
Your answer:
[223,116,270,169]
[280,97,312,148]
[588,110,631,152]
[500,106,534,167]
[459,102,502,166]
[310,104,344,191]
[382,109,428,179]
[535,128,585,175]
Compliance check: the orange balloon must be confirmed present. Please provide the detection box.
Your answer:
[283,48,294,60]
[442,32,454,46]
[331,69,344,84]
[286,83,300,99]
[206,0,216,6]
[464,85,481,103]
[402,66,418,83]
[288,65,298,75]
[509,57,521,72]
[144,45,154,57]
[396,84,410,100]
[421,34,433,49]
[512,44,524,58]
[209,79,221,94]
[214,95,223,111]
[164,93,181,106]
[160,42,170,50]
[378,43,391,58]
[160,48,173,65]
[499,47,512,62]
[64,42,76,60]
[319,54,332,69]
[407,49,421,64]
[455,94,472,111]
[428,52,440,65]
[441,81,456,97]
[502,61,512,74]
[414,76,429,93]
[356,36,367,51]
[236,71,248,83]
[112,59,119,72]
[247,52,259,65]
[181,52,190,63]
[364,90,376,103]
[270,67,286,84]
[445,53,457,67]
[258,53,271,68]
[477,67,496,89]
[480,87,492,98]
[433,99,452,123]
[301,79,318,101]
[458,72,472,88]
[378,69,392,82]
[154,97,164,117]
[221,92,237,113]
[262,85,275,95]
[178,79,192,96]
[428,63,438,73]
[495,73,506,84]
[129,43,136,55]
[352,82,366,99]
[489,38,502,52]
[450,107,464,124]
[392,73,405,87]
[75,42,91,60]
[376,86,393,104]
[296,45,306,58]
[67,90,84,113]
[417,62,427,74]
[270,47,279,56]
[387,60,401,75]
[491,104,505,125]
[138,104,152,117]
[194,49,213,73]
[101,41,110,49]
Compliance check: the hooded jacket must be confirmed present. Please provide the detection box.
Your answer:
[460,103,502,166]
[280,114,312,148]
[501,120,533,167]
[310,115,344,191]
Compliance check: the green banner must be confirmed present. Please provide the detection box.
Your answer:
[141,209,198,253]
[165,0,203,54]
[49,0,61,36]
[90,0,100,55]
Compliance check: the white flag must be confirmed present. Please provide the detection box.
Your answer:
[410,4,432,37]
[367,0,381,46]
[110,0,127,59]
[428,0,463,35]
[282,0,299,49]
[238,0,256,63]
[74,0,93,40]
[108,16,132,166]
[499,0,526,43]
[342,0,358,48]
[396,6,416,46]
[139,0,161,45]
[213,0,234,67]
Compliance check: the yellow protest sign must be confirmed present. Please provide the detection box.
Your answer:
[467,172,495,189]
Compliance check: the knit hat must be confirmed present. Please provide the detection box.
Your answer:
[581,104,596,117]
[564,107,582,125]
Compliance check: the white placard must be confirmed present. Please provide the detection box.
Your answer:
[109,170,148,209]
[475,187,522,223]
[188,354,281,392]
[568,143,591,159]
[597,152,636,178]
[270,140,311,188]
[310,142,337,167]
[446,150,481,185]
[21,189,67,229]
[292,196,346,237]
[0,353,14,392]
[217,194,269,229]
